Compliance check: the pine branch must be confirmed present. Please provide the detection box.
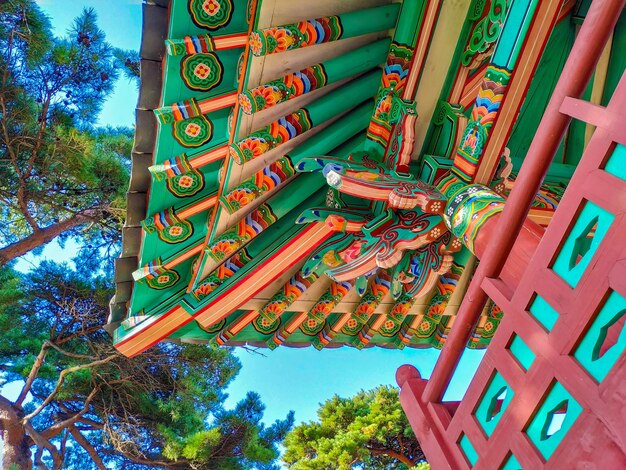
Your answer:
[69,425,106,470]
[0,214,87,265]
[15,341,52,407]
[365,446,416,468]
[100,448,191,469]
[42,387,99,439]
[22,354,117,424]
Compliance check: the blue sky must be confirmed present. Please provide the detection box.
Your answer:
[33,0,485,427]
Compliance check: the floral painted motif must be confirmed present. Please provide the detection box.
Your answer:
[379,317,402,337]
[300,315,325,336]
[221,157,295,213]
[252,315,281,335]
[295,281,352,346]
[249,31,263,55]
[193,276,222,300]
[142,208,194,244]
[181,53,223,91]
[255,271,318,327]
[452,66,511,182]
[444,184,505,253]
[203,0,220,16]
[342,271,391,340]
[249,16,343,56]
[239,65,327,114]
[230,108,312,164]
[172,115,213,147]
[222,187,255,211]
[367,42,413,149]
[206,203,277,263]
[188,0,233,30]
[166,168,205,197]
[229,137,269,163]
[238,93,253,114]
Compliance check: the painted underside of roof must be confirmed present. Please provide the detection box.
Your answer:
[110,0,610,356]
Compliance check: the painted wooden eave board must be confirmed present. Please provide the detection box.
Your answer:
[108,0,170,331]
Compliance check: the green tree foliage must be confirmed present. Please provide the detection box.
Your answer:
[282,386,427,470]
[0,0,137,266]
[0,262,293,469]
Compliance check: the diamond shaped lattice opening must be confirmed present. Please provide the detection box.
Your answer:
[526,382,583,460]
[487,386,508,422]
[458,433,478,465]
[568,216,597,269]
[508,334,535,371]
[553,201,614,287]
[594,310,626,360]
[540,400,568,440]
[475,372,514,437]
[575,291,626,382]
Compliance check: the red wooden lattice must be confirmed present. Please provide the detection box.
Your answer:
[397,0,626,468]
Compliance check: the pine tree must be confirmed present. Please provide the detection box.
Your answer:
[0,262,292,469]
[0,0,137,265]
[282,386,427,470]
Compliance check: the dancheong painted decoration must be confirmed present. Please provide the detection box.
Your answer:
[111,0,624,356]
[113,0,626,466]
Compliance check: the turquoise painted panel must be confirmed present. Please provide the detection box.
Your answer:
[552,201,614,288]
[574,290,626,382]
[529,295,559,331]
[162,49,241,104]
[475,372,514,437]
[493,0,539,68]
[169,0,250,39]
[509,335,535,371]
[605,144,626,181]
[459,433,478,465]
[502,453,522,469]
[526,382,583,460]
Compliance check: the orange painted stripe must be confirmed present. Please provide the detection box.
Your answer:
[460,68,487,108]
[189,145,229,168]
[403,0,442,98]
[214,33,248,50]
[114,306,194,357]
[371,315,387,330]
[452,156,475,175]
[285,312,308,334]
[528,208,555,227]
[358,315,388,346]
[184,36,194,54]
[228,310,259,335]
[164,243,204,269]
[558,0,576,23]
[177,194,218,220]
[331,313,352,332]
[340,181,390,200]
[401,315,423,343]
[198,92,237,114]
[194,223,331,328]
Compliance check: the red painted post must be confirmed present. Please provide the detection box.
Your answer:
[473,217,544,291]
[423,0,626,403]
